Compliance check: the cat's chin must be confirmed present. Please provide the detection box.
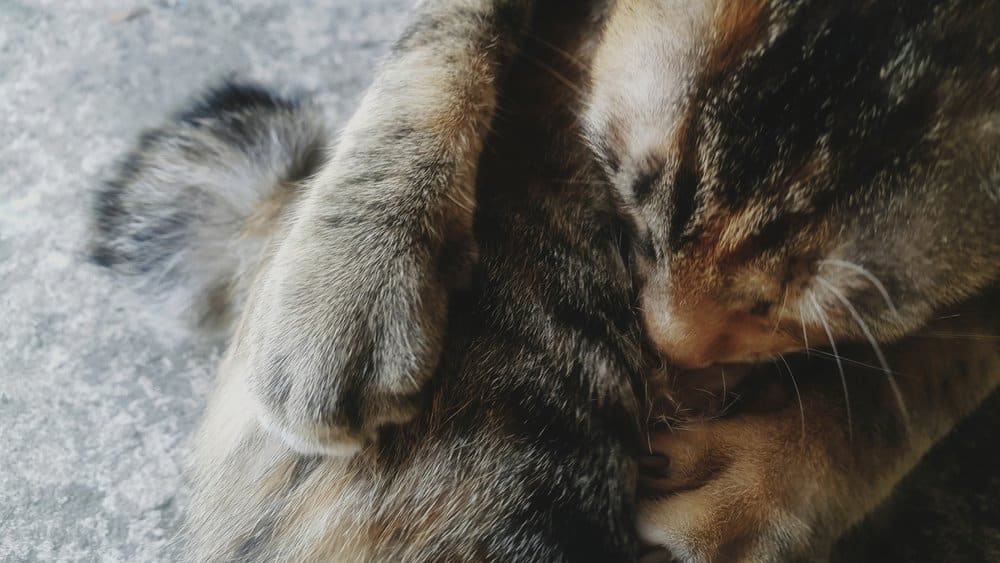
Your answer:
[673,362,758,395]
[649,361,798,423]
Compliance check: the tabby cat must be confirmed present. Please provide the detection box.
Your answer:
[91,0,999,561]
[95,1,646,560]
[587,1,999,559]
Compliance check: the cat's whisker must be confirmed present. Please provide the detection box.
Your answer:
[642,375,655,454]
[913,331,1000,341]
[809,292,853,442]
[442,190,475,215]
[714,364,735,418]
[820,259,899,317]
[717,389,742,418]
[526,32,587,70]
[523,54,587,98]
[720,364,727,403]
[778,353,807,445]
[799,307,811,358]
[548,178,611,186]
[770,283,790,336]
[662,417,675,433]
[804,348,891,374]
[815,277,911,435]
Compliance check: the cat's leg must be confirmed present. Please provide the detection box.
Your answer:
[638,290,1000,562]
[239,0,536,456]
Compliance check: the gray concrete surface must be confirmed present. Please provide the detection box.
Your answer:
[0,2,409,560]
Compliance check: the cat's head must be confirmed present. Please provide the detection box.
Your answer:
[584,0,998,368]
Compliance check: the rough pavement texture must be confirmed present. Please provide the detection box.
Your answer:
[0,1,408,560]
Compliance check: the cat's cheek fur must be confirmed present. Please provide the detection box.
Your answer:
[588,0,999,368]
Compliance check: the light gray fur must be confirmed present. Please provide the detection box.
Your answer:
[92,91,327,336]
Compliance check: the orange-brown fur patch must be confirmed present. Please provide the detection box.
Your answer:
[707,0,768,75]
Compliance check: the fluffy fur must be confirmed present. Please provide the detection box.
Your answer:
[92,83,327,334]
[590,0,1000,559]
[96,0,646,560]
[91,0,1000,561]
[585,0,999,368]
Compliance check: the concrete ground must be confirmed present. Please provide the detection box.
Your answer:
[0,2,407,560]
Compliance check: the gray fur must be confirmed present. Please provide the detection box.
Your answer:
[95,0,644,560]
[91,83,327,335]
[90,0,1000,561]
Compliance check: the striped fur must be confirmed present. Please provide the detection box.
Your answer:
[91,0,1000,561]
[584,0,1000,560]
[97,0,646,560]
[585,0,999,369]
[182,1,646,559]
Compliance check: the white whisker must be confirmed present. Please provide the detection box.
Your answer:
[778,354,806,444]
[717,364,732,415]
[816,277,911,434]
[526,31,587,70]
[804,347,889,373]
[770,283,790,336]
[820,259,898,317]
[523,55,586,98]
[808,291,852,442]
[798,307,810,358]
[915,331,1000,341]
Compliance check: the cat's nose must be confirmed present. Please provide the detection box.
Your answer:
[641,300,732,368]
[651,329,731,370]
[641,289,800,368]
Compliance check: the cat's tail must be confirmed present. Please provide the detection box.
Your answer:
[90,81,328,336]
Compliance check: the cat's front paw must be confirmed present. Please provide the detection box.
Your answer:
[638,416,829,563]
[239,222,471,456]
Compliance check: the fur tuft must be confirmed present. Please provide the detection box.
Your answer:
[91,81,328,334]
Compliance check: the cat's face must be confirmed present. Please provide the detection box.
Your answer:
[584,0,999,368]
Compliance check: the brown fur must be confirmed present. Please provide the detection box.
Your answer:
[643,290,1000,561]
[93,0,999,560]
[591,1,1000,559]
